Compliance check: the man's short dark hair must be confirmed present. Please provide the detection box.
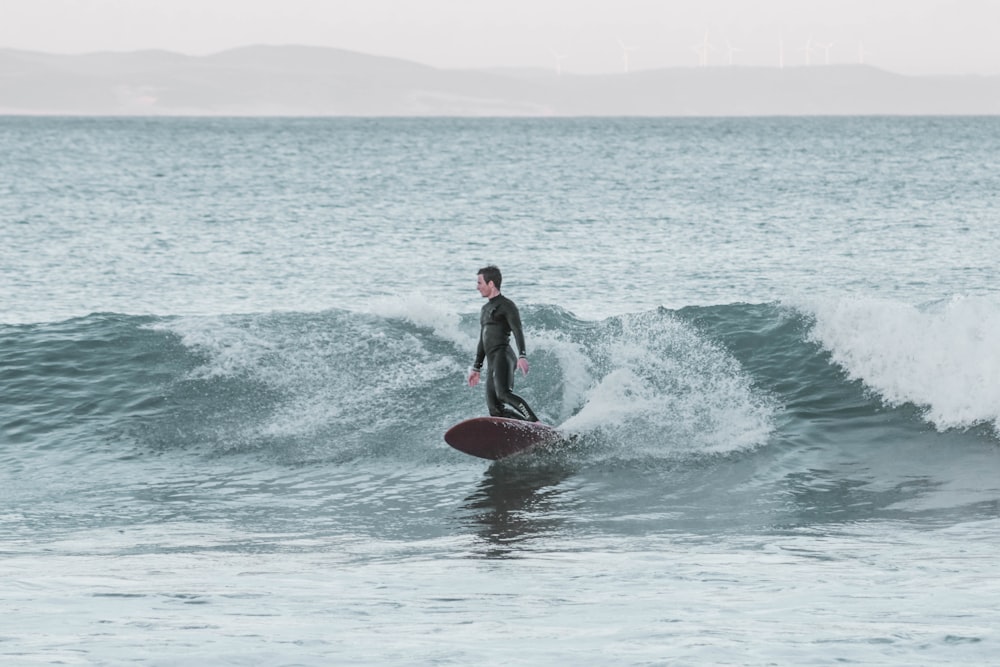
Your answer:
[477,265,502,289]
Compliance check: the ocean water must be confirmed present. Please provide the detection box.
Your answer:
[2,116,1000,665]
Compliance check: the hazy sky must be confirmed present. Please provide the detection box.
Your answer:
[3,0,999,76]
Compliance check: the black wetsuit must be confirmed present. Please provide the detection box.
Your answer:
[472,294,538,421]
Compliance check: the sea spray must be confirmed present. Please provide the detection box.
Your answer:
[158,310,464,462]
[561,308,776,459]
[805,295,1000,434]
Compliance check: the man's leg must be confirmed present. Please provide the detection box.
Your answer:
[491,348,539,422]
[485,364,504,417]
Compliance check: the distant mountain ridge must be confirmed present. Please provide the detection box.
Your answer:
[2,44,998,116]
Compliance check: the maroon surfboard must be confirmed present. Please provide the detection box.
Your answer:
[444,417,562,460]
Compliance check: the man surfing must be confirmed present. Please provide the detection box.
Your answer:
[467,265,539,422]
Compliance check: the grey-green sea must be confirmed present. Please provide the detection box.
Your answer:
[3,116,1000,665]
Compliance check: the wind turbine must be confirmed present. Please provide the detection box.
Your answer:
[618,38,639,73]
[858,39,867,65]
[778,36,785,69]
[816,41,835,65]
[549,48,568,75]
[801,35,816,66]
[724,37,743,66]
[692,30,715,67]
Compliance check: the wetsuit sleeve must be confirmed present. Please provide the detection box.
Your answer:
[505,301,528,357]
[473,333,485,370]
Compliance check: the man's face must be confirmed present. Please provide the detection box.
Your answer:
[476,274,493,298]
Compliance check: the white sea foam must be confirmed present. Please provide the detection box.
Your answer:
[531,330,594,419]
[560,311,776,458]
[805,295,1000,432]
[366,295,477,352]
[156,309,468,460]
[155,315,277,379]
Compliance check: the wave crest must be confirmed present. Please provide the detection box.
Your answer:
[805,295,1000,433]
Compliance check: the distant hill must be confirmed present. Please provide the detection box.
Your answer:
[2,44,998,116]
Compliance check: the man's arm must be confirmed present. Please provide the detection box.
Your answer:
[468,334,486,386]
[505,301,530,376]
